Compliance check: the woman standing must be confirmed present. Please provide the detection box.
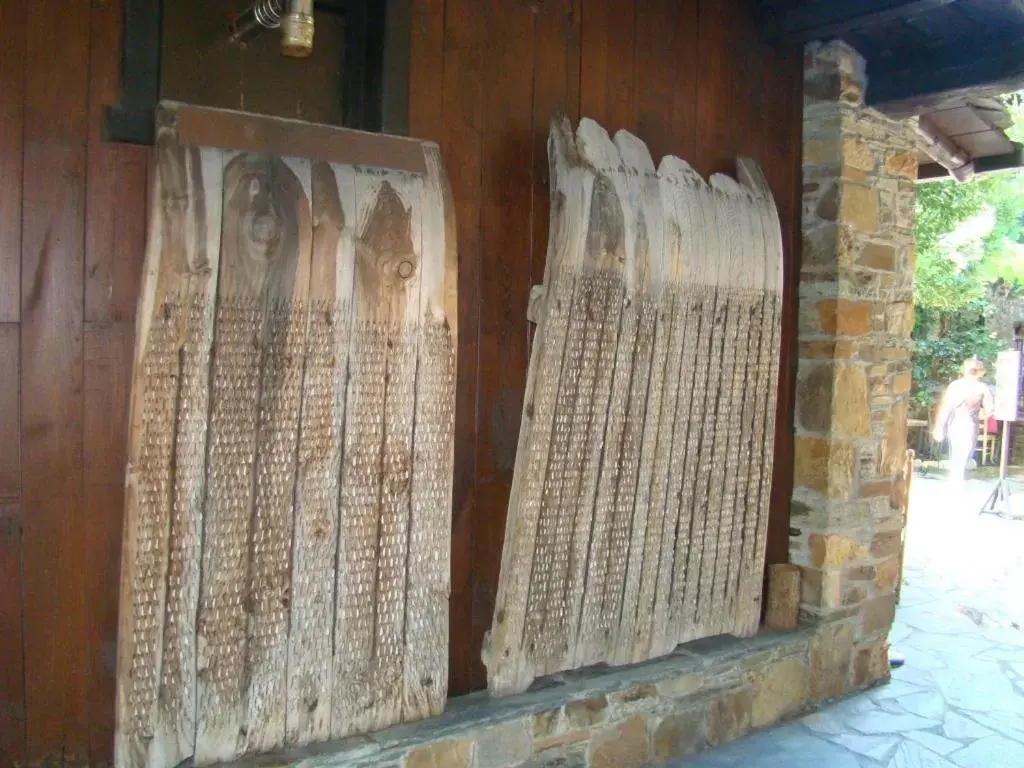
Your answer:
[932,357,994,485]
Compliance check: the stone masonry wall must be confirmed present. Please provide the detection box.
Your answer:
[252,630,877,768]
[790,40,918,688]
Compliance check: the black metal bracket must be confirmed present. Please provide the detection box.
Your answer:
[104,0,390,145]
[103,0,163,145]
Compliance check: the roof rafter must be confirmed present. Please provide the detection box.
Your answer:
[761,0,958,43]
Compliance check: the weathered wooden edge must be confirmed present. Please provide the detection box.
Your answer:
[162,102,428,176]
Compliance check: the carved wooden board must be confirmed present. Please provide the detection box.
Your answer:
[115,104,456,768]
[484,117,783,696]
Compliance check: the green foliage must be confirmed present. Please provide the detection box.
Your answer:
[911,100,1024,413]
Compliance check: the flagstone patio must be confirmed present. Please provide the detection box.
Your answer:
[676,474,1024,767]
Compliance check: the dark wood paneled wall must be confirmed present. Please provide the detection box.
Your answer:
[1,0,149,764]
[0,0,800,762]
[409,0,803,696]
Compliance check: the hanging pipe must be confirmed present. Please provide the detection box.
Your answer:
[229,0,314,58]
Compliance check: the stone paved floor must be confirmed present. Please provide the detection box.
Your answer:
[677,474,1024,767]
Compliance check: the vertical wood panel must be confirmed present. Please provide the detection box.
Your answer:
[473,0,538,694]
[20,0,90,758]
[85,0,148,324]
[0,324,24,762]
[0,0,24,323]
[83,323,134,764]
[426,0,487,696]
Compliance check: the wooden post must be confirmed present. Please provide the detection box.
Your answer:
[765,564,801,631]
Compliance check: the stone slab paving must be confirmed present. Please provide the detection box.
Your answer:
[674,476,1024,767]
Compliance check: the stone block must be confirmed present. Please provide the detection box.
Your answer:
[656,673,703,698]
[858,242,896,271]
[842,584,866,606]
[610,684,657,706]
[651,708,707,762]
[405,739,474,768]
[893,371,911,394]
[874,557,900,592]
[800,567,842,611]
[588,716,648,768]
[811,621,854,700]
[797,364,833,433]
[794,437,855,499]
[859,479,892,498]
[845,564,875,582]
[564,695,607,730]
[816,299,871,337]
[520,747,587,768]
[751,657,810,727]
[870,530,901,559]
[707,689,754,746]
[841,184,879,233]
[879,400,908,475]
[532,732,589,755]
[809,533,867,567]
[842,138,876,171]
[804,139,841,166]
[834,364,871,438]
[862,594,897,635]
[474,721,532,768]
[853,639,889,688]
[885,152,918,180]
[532,709,561,740]
[816,183,839,221]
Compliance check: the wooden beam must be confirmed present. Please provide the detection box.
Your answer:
[916,113,974,182]
[868,35,1024,115]
[762,0,957,43]
[918,142,1024,181]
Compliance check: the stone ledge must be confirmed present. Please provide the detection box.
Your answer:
[230,630,817,768]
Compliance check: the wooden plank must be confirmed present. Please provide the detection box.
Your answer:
[0,325,24,763]
[648,159,695,659]
[475,0,539,694]
[0,0,24,322]
[194,151,308,764]
[572,120,635,671]
[403,144,457,722]
[285,161,355,747]
[85,0,147,324]
[485,117,590,695]
[613,129,667,665]
[241,156,313,756]
[172,103,428,174]
[118,132,223,768]
[20,0,89,759]
[333,167,424,737]
[83,323,133,765]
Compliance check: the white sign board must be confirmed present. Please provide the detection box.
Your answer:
[994,350,1021,422]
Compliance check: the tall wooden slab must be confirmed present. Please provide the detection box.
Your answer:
[116,104,457,768]
[116,122,223,768]
[333,166,424,738]
[403,145,458,721]
[285,161,356,747]
[486,118,783,696]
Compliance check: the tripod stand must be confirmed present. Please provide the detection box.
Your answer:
[980,419,1012,516]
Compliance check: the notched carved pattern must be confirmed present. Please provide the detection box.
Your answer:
[129,300,182,738]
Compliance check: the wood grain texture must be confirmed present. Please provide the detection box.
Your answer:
[0,0,24,323]
[485,117,785,696]
[119,129,223,768]
[20,0,90,758]
[84,323,134,765]
[0,325,24,763]
[285,161,355,747]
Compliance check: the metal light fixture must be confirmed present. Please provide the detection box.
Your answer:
[229,0,314,58]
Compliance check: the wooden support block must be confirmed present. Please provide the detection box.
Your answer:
[765,564,801,632]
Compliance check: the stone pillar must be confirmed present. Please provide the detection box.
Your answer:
[792,41,917,695]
